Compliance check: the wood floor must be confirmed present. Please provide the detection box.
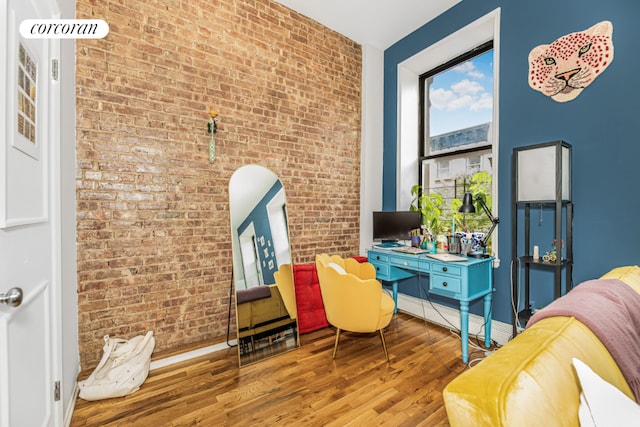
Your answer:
[71,312,489,426]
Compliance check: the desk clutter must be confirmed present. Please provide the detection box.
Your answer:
[391,245,428,255]
[407,228,486,257]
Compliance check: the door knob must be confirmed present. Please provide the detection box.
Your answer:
[0,287,23,307]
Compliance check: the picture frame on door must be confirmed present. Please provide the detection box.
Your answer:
[1,18,48,228]
[14,41,40,159]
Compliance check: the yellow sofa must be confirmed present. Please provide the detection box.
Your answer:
[443,266,640,427]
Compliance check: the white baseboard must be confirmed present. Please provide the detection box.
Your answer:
[64,383,79,427]
[149,340,235,371]
[397,293,513,346]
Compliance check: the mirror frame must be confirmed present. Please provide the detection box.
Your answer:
[229,165,299,366]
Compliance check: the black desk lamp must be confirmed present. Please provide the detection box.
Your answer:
[458,192,499,258]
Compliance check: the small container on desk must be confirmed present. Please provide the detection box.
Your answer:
[448,235,461,254]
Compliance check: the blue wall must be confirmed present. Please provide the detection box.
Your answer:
[384,1,640,324]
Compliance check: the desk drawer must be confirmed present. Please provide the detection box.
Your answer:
[430,273,462,295]
[431,263,461,276]
[371,262,390,279]
[389,255,425,271]
[369,252,390,264]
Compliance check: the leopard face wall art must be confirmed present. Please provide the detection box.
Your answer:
[528,21,614,103]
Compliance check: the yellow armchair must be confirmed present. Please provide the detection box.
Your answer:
[315,254,395,361]
[273,263,297,320]
[343,256,377,280]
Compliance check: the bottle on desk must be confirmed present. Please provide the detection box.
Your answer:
[448,235,461,254]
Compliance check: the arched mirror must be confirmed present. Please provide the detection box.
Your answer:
[229,165,299,366]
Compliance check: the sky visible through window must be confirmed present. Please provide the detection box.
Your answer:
[429,50,493,137]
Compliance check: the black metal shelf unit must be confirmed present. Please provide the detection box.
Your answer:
[511,141,573,337]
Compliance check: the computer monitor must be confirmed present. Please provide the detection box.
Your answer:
[372,211,421,242]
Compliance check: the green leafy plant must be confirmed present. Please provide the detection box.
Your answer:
[451,171,493,233]
[410,184,445,235]
[410,171,493,238]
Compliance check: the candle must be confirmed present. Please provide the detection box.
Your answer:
[533,245,540,261]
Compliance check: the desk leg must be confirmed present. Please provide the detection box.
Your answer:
[483,293,492,348]
[392,281,398,313]
[460,301,469,363]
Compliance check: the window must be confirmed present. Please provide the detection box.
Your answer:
[437,160,450,179]
[418,42,496,243]
[467,155,481,173]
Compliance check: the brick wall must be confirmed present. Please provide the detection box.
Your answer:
[76,0,362,370]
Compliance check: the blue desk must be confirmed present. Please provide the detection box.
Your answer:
[368,249,494,363]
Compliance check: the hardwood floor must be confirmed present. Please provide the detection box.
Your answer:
[71,313,488,426]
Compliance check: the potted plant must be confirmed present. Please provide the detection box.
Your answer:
[410,184,444,237]
[411,171,493,253]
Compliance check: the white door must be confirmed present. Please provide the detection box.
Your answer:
[0,1,62,426]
